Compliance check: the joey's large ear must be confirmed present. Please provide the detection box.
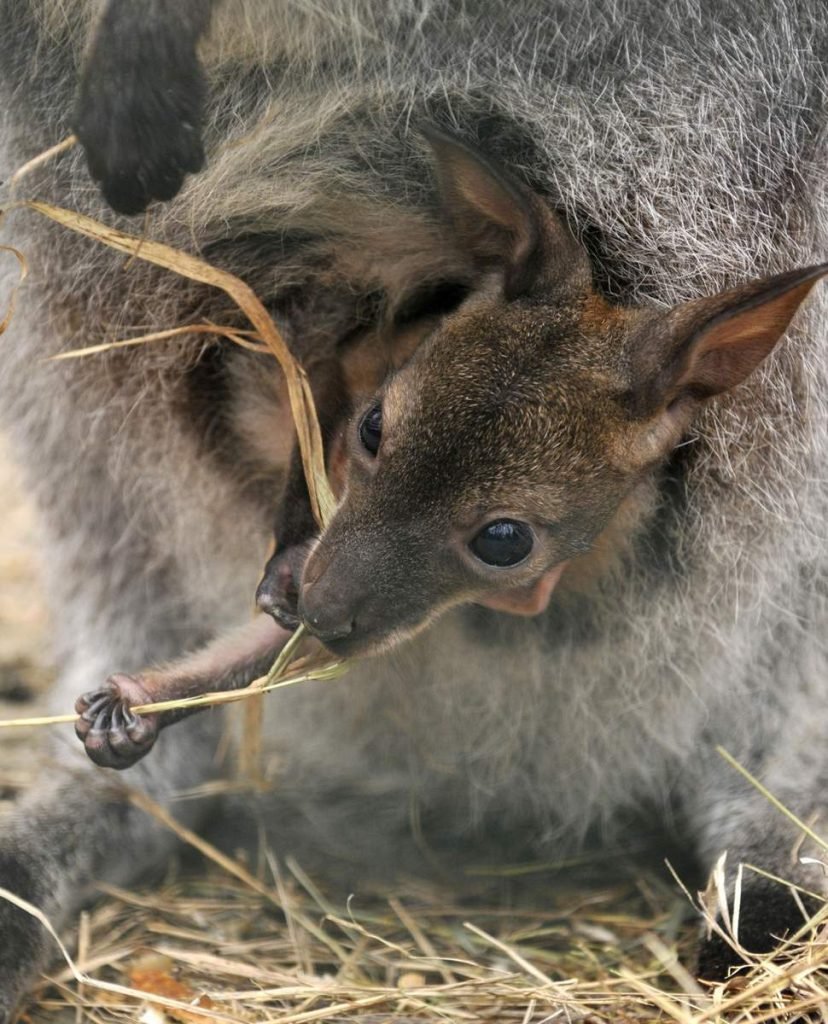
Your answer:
[632,263,828,413]
[423,127,590,300]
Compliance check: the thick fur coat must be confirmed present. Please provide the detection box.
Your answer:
[1,0,827,1011]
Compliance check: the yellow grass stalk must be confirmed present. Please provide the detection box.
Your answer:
[24,199,335,527]
[0,660,348,729]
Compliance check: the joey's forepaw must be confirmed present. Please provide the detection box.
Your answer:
[74,674,159,769]
[74,38,206,215]
[256,541,314,631]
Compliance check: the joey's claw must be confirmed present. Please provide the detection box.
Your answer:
[77,693,112,722]
[271,606,302,631]
[256,540,314,631]
[74,674,159,770]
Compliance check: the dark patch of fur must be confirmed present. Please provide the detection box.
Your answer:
[74,0,211,214]
[393,281,471,327]
[0,852,47,1022]
[632,438,696,578]
[697,883,821,981]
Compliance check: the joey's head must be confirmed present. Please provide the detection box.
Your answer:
[297,131,828,657]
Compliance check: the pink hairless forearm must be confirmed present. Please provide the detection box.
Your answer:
[74,615,290,769]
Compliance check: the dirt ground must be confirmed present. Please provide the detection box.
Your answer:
[0,434,52,801]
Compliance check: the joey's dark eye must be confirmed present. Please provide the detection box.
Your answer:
[359,403,382,456]
[469,519,534,567]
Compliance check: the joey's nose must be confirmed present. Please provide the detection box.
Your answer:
[301,611,355,644]
[299,577,358,646]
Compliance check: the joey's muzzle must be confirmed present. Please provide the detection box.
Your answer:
[297,527,432,655]
[298,542,363,650]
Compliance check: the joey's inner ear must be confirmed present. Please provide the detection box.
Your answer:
[424,127,590,300]
[632,262,828,414]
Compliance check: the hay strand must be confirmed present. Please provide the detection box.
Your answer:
[0,886,239,1022]
[8,860,828,1024]
[23,200,335,528]
[718,746,828,855]
[47,323,269,361]
[0,245,28,335]
[6,134,77,194]
[0,660,348,730]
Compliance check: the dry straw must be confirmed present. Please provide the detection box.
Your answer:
[7,783,828,1024]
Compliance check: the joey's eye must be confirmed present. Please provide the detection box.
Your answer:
[469,519,534,567]
[358,403,382,456]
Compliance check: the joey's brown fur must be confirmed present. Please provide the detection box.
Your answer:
[3,0,828,1013]
[295,141,828,655]
[258,312,438,629]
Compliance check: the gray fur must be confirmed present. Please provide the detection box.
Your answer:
[1,0,828,1009]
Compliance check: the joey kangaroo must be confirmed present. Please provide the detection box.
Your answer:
[2,0,828,1015]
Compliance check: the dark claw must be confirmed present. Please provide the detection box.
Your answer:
[76,687,112,714]
[256,540,314,631]
[270,603,302,631]
[73,674,160,770]
[76,688,104,709]
[79,694,110,722]
[91,707,110,735]
[110,703,125,733]
[126,713,155,746]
